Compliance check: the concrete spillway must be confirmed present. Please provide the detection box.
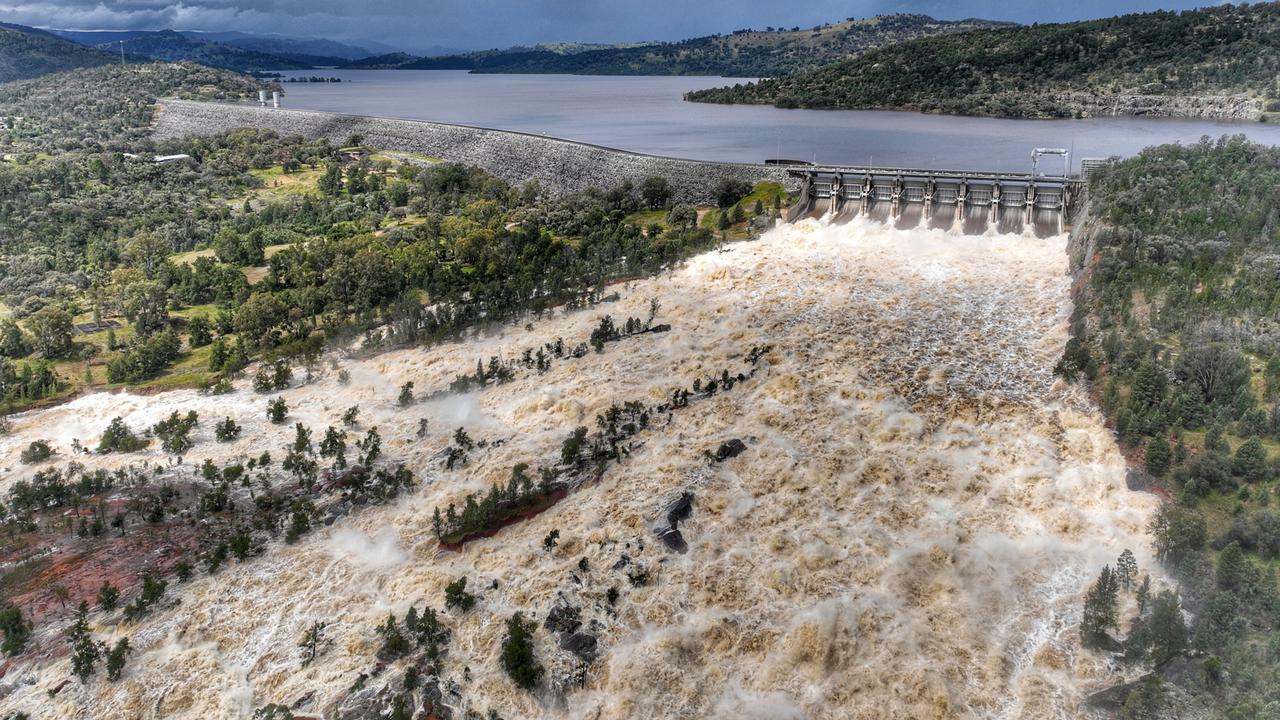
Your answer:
[784,167,1082,237]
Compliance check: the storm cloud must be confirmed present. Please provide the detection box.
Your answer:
[0,0,1225,53]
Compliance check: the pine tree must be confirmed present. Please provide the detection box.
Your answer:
[501,612,544,690]
[1144,435,1170,477]
[105,638,130,681]
[1233,436,1268,482]
[1136,575,1152,615]
[377,613,409,659]
[1080,565,1120,649]
[1216,541,1249,593]
[67,602,101,682]
[298,621,329,667]
[97,581,120,611]
[1148,590,1187,663]
[1116,549,1139,592]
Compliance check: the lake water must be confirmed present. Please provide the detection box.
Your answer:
[277,70,1280,173]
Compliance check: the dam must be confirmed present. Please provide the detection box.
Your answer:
[153,100,1083,232]
[783,164,1083,235]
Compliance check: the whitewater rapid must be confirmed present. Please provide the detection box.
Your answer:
[0,217,1158,719]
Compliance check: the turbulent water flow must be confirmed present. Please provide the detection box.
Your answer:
[0,218,1159,719]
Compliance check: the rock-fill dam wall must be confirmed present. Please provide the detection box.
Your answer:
[152,100,796,205]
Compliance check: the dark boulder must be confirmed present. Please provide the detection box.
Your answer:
[666,492,694,526]
[713,438,747,462]
[657,526,687,553]
[545,601,581,635]
[654,491,694,553]
[560,631,598,661]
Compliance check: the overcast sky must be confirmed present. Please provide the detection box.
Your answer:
[0,0,1228,53]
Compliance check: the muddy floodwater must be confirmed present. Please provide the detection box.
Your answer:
[0,218,1159,719]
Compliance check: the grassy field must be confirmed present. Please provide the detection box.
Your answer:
[246,164,325,202]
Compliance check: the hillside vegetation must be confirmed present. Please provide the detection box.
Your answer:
[0,25,113,82]
[1060,136,1280,717]
[352,14,1008,76]
[686,3,1280,118]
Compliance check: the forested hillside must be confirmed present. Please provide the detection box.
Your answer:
[1060,136,1280,717]
[687,3,1280,119]
[0,24,113,82]
[355,14,1007,76]
[0,62,770,415]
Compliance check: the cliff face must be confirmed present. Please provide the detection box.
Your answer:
[152,100,796,206]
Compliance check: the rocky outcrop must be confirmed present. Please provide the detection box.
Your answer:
[1049,92,1264,121]
[654,491,695,553]
[712,438,747,462]
[544,599,597,662]
[151,100,796,205]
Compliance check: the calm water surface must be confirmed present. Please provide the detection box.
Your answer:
[278,70,1280,173]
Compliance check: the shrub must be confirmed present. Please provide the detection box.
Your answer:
[97,417,148,453]
[153,410,198,454]
[19,440,52,464]
[444,577,475,612]
[215,417,241,441]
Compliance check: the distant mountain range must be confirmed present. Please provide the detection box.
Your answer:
[346,15,1013,76]
[0,23,429,79]
[50,28,382,65]
[0,22,113,82]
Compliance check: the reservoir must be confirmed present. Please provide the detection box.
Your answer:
[277,70,1280,173]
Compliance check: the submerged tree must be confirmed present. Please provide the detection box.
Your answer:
[500,612,544,691]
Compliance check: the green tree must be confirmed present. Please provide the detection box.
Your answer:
[1233,436,1268,482]
[1149,504,1206,566]
[28,304,74,358]
[397,381,415,407]
[298,621,329,667]
[215,417,241,441]
[1147,590,1187,664]
[318,162,343,196]
[1144,435,1170,477]
[122,231,170,279]
[187,315,212,347]
[640,176,672,209]
[234,293,286,348]
[122,280,170,336]
[0,319,31,358]
[1135,575,1151,615]
[1080,565,1120,649]
[97,417,147,453]
[105,638,130,681]
[1116,549,1139,592]
[97,581,120,611]
[500,612,544,691]
[267,397,288,424]
[67,602,101,682]
[444,577,475,612]
[0,602,31,656]
[377,613,409,659]
[1215,541,1249,593]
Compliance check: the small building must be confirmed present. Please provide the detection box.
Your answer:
[153,154,192,164]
